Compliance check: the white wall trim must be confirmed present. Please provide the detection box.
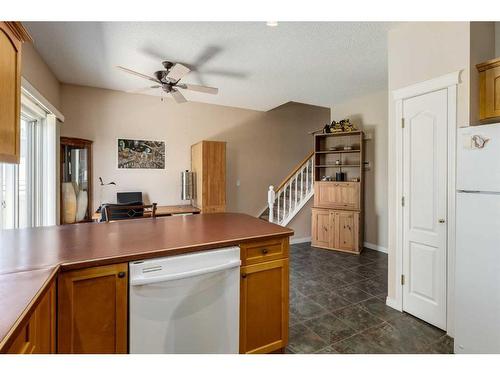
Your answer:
[363,242,388,254]
[392,70,461,100]
[21,76,64,122]
[386,296,402,311]
[290,236,311,245]
[390,72,458,336]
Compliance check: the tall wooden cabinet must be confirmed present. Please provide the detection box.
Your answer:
[477,57,500,121]
[191,140,226,213]
[312,131,364,254]
[57,263,128,354]
[0,22,31,164]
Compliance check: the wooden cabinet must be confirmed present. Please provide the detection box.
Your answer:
[477,57,500,121]
[312,208,360,254]
[239,236,289,354]
[191,140,226,213]
[60,137,93,224]
[57,263,128,354]
[314,181,360,210]
[240,258,289,354]
[0,22,31,164]
[4,281,56,354]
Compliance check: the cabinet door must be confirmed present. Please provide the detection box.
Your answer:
[5,281,56,354]
[335,211,359,252]
[482,66,500,119]
[240,258,289,354]
[311,208,332,248]
[314,182,359,210]
[0,23,22,164]
[58,263,128,354]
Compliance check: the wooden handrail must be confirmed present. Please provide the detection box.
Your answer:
[275,151,314,192]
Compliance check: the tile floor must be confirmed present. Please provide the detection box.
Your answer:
[287,242,454,354]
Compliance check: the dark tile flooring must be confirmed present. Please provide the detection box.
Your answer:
[287,243,454,354]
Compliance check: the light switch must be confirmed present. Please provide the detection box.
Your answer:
[236,180,240,187]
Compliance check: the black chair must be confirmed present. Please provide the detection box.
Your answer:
[102,202,157,222]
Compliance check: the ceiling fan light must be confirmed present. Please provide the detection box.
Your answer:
[266,21,278,27]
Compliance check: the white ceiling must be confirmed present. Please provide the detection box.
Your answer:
[25,22,394,111]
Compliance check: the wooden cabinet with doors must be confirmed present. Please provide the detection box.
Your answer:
[191,140,226,213]
[477,57,500,121]
[312,208,360,253]
[3,280,56,354]
[0,22,31,164]
[57,263,128,354]
[60,137,93,224]
[312,131,364,254]
[239,236,289,354]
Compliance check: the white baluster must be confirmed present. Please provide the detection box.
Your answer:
[288,182,292,218]
[306,160,309,194]
[300,169,304,201]
[294,173,298,209]
[268,185,275,223]
[277,190,280,224]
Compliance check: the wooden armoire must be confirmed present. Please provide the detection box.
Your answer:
[311,131,364,254]
[191,140,226,213]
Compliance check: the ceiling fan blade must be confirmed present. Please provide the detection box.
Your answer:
[126,85,161,94]
[171,89,187,104]
[180,83,218,95]
[116,66,160,83]
[166,63,190,82]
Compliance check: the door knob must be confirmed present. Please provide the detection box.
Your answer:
[438,219,446,223]
[241,273,247,279]
[117,271,126,278]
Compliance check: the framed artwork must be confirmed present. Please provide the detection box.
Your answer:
[117,139,165,169]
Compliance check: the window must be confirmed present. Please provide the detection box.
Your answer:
[0,94,57,230]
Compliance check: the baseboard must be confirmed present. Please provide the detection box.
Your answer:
[290,236,311,245]
[386,296,402,311]
[363,241,388,254]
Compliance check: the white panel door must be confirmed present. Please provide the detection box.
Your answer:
[402,89,448,330]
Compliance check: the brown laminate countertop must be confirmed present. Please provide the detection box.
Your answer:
[0,213,293,350]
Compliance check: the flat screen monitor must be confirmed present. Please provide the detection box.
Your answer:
[117,192,143,204]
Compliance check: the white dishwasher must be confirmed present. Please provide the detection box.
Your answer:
[129,247,241,354]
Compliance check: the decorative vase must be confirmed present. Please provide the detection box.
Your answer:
[75,189,88,222]
[62,182,77,224]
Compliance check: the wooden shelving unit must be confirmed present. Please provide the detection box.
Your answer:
[311,131,364,254]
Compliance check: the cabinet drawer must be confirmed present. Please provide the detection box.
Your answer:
[240,237,289,265]
[314,181,360,210]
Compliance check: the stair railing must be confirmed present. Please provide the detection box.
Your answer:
[267,151,315,226]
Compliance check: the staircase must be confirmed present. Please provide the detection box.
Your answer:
[259,152,315,226]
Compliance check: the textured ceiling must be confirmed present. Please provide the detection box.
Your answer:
[25,22,394,111]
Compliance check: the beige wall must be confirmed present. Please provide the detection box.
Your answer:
[387,22,471,300]
[331,90,388,251]
[496,22,500,56]
[60,84,329,239]
[470,22,496,125]
[21,42,61,109]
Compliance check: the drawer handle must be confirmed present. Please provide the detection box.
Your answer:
[261,248,269,255]
[118,271,126,278]
[241,273,247,279]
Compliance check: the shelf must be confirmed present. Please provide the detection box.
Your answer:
[315,150,361,154]
[314,131,362,138]
[315,164,361,168]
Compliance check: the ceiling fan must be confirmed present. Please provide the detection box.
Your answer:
[116,61,219,103]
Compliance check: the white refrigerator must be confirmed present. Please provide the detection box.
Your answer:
[455,123,500,354]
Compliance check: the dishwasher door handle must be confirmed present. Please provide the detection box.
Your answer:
[130,259,242,286]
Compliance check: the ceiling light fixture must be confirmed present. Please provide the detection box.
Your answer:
[266,21,278,27]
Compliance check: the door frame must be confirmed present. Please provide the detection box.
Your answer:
[389,71,460,336]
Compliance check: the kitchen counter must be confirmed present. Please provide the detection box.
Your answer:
[0,213,293,351]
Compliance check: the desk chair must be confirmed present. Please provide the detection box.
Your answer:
[103,203,157,222]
